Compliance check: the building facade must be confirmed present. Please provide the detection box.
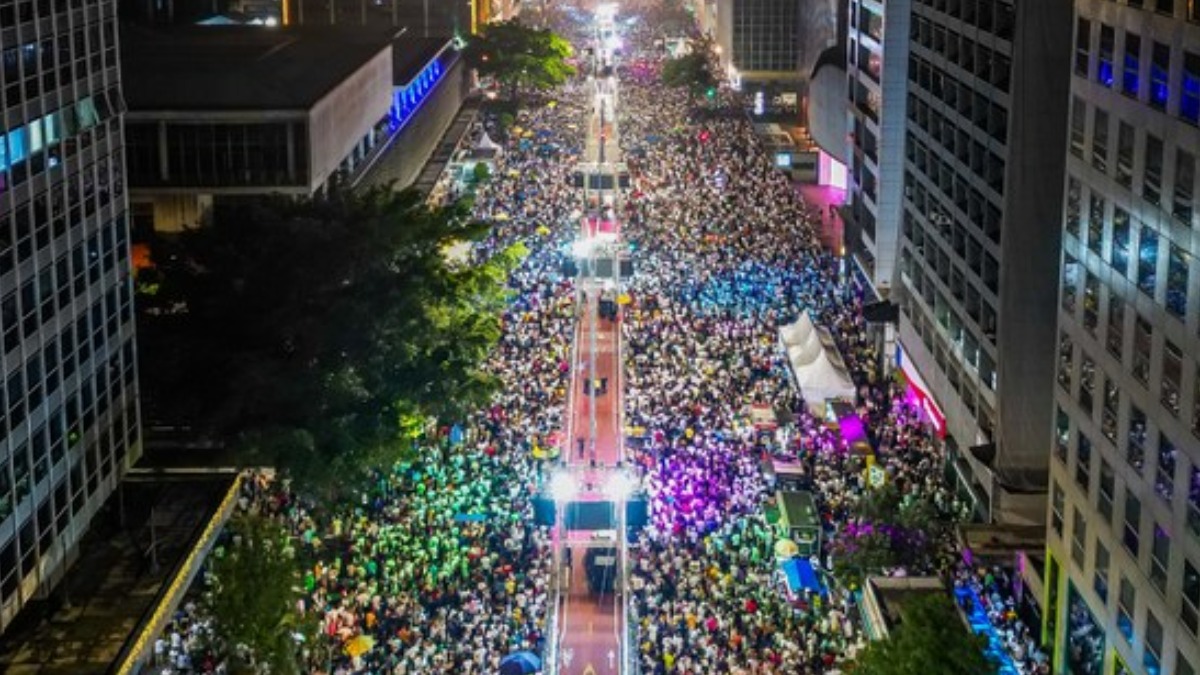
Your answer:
[892,0,1073,523]
[715,0,803,92]
[121,28,463,232]
[845,0,911,301]
[1045,1,1200,674]
[0,0,141,633]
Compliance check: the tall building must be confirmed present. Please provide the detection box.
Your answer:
[892,0,1073,523]
[844,0,911,302]
[0,0,141,633]
[714,0,804,95]
[1045,1,1200,674]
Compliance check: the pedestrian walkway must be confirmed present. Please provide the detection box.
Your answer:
[0,475,237,675]
[556,10,630,673]
[796,182,846,253]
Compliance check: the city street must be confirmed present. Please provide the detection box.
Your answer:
[133,3,1046,674]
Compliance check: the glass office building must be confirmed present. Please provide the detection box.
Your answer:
[1047,1,1200,673]
[0,0,140,633]
[893,0,1072,523]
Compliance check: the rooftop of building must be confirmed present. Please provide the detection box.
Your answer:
[866,576,948,632]
[121,23,451,112]
[0,470,239,673]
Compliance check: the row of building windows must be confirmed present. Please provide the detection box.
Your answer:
[1068,98,1197,229]
[1063,183,1193,324]
[1059,265,1200,441]
[905,118,1005,239]
[902,207,999,333]
[849,2,882,44]
[0,335,135,523]
[125,122,311,189]
[729,0,800,73]
[0,0,81,27]
[0,395,138,604]
[1,152,126,279]
[914,0,1016,41]
[1075,18,1200,125]
[911,15,1012,94]
[909,55,1009,146]
[1096,0,1200,22]
[0,283,134,442]
[1056,325,1199,507]
[1,214,130,352]
[1052,472,1200,668]
[1,22,117,105]
[897,282,996,439]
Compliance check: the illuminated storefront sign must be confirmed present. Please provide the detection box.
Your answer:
[896,344,947,438]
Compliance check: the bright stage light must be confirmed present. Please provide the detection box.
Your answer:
[550,471,579,503]
[572,238,596,258]
[605,472,635,501]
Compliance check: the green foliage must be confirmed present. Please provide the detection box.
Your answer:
[661,51,716,96]
[472,162,492,184]
[465,21,575,96]
[831,484,953,586]
[851,594,997,675]
[140,188,523,488]
[205,514,305,675]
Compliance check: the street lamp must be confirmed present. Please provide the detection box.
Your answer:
[604,471,635,502]
[550,470,580,504]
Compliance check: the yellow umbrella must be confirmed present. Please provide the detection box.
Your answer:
[344,635,375,658]
[536,225,551,236]
[774,539,800,559]
[617,293,632,305]
[494,212,511,221]
[547,100,558,108]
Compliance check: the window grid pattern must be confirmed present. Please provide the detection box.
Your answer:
[0,0,141,629]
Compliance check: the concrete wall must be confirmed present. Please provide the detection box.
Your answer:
[994,0,1073,474]
[358,57,470,191]
[307,45,394,191]
[807,63,846,161]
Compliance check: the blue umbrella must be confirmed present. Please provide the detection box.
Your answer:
[499,651,542,675]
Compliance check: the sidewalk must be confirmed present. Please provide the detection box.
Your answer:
[796,182,846,254]
[0,475,236,675]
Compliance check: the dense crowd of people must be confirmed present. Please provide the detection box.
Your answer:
[147,5,1053,674]
[614,14,1044,675]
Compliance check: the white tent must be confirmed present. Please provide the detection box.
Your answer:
[476,132,502,155]
[778,312,855,412]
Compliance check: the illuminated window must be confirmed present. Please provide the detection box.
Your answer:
[1151,42,1171,110]
[1100,24,1116,87]
[1174,150,1196,226]
[1128,405,1148,473]
[1182,51,1200,125]
[1121,30,1138,95]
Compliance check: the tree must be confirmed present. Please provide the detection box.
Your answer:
[661,50,716,99]
[465,20,575,98]
[829,484,953,585]
[138,187,525,489]
[205,514,305,674]
[851,593,997,675]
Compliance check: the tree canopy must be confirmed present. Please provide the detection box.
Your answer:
[829,483,954,586]
[138,187,524,487]
[661,51,716,97]
[465,20,575,97]
[204,514,305,674]
[851,593,997,675]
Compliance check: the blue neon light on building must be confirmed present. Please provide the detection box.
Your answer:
[390,58,446,132]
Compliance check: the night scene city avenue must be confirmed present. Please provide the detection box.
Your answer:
[1,0,1199,674]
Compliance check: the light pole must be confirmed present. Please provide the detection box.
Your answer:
[605,470,634,671]
[549,470,578,672]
